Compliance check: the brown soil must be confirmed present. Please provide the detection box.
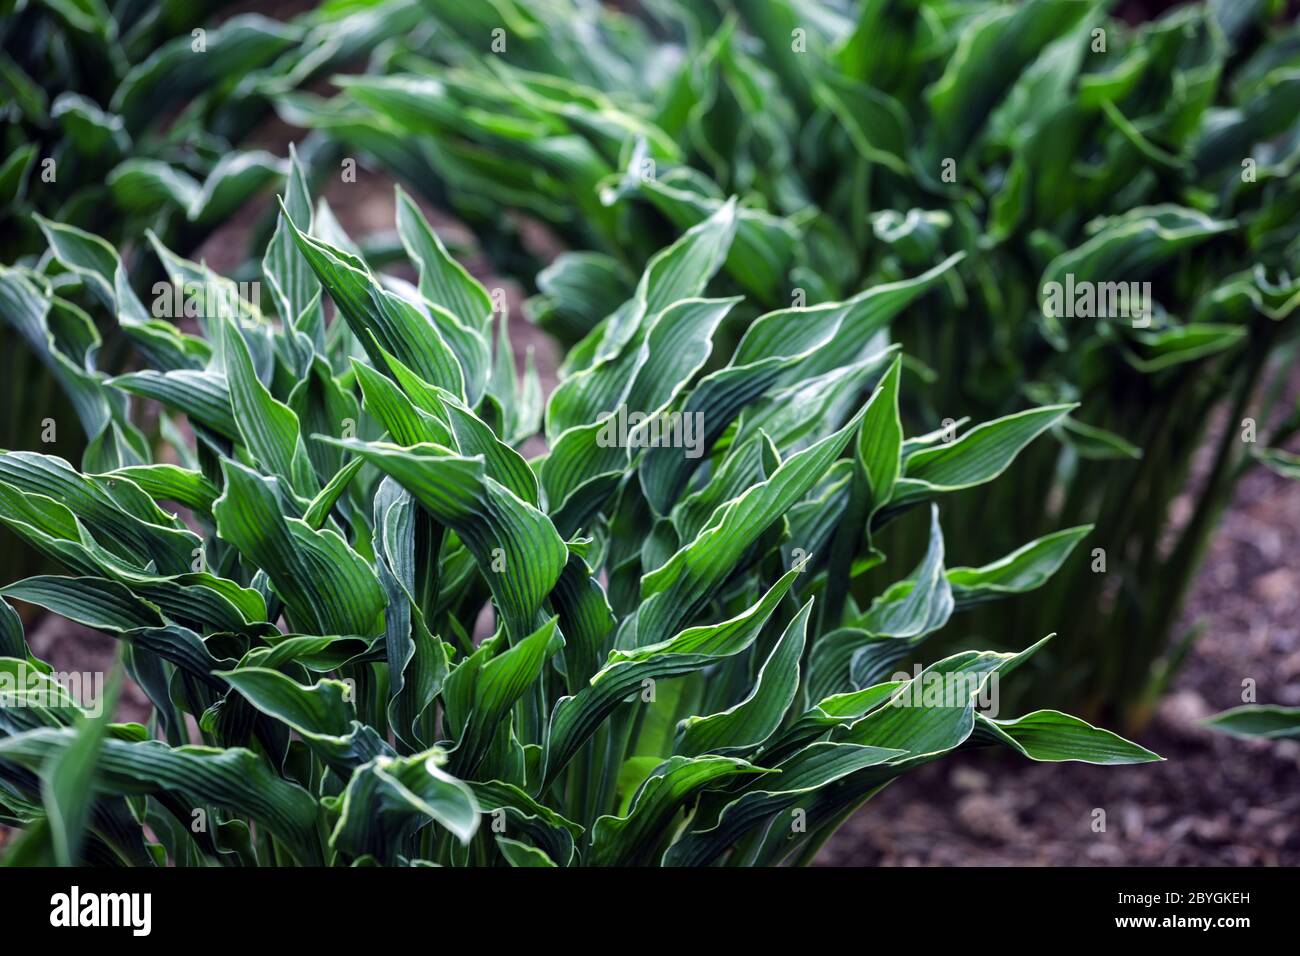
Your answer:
[816,463,1300,866]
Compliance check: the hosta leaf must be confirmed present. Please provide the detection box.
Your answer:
[323,439,566,640]
[220,316,319,498]
[107,160,202,216]
[218,668,389,773]
[111,14,299,132]
[32,215,200,370]
[528,251,634,342]
[926,0,1091,161]
[543,567,800,788]
[807,505,952,702]
[888,404,1074,509]
[662,742,903,867]
[496,836,557,866]
[280,205,481,402]
[213,460,385,637]
[638,256,962,515]
[469,779,583,866]
[373,479,447,751]
[1203,705,1300,739]
[329,750,478,862]
[542,296,739,515]
[2,574,223,640]
[1253,448,1300,480]
[187,152,288,227]
[675,598,811,758]
[1057,417,1143,461]
[0,600,27,660]
[815,72,911,176]
[395,185,493,332]
[100,464,221,516]
[588,754,765,866]
[0,267,144,465]
[422,383,540,506]
[0,577,225,683]
[550,553,617,694]
[591,197,738,363]
[1038,206,1235,338]
[110,369,239,440]
[855,354,904,519]
[947,525,1092,607]
[353,359,451,447]
[0,145,37,205]
[734,254,964,373]
[637,409,865,649]
[263,144,321,328]
[31,214,146,322]
[611,165,800,304]
[449,618,563,776]
[0,657,85,735]
[0,729,323,864]
[36,667,120,867]
[835,647,1035,757]
[974,710,1162,763]
[1123,323,1248,374]
[0,453,199,574]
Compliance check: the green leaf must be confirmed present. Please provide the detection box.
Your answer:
[329,750,478,862]
[855,354,904,518]
[637,409,866,649]
[662,742,902,867]
[591,197,738,363]
[543,567,801,788]
[220,315,319,498]
[1254,448,1300,480]
[889,405,1075,508]
[449,617,563,776]
[212,460,385,637]
[676,598,811,757]
[947,525,1092,607]
[496,836,557,866]
[42,668,121,866]
[588,754,765,866]
[1203,705,1300,740]
[0,600,27,660]
[321,439,566,641]
[926,0,1091,161]
[0,729,323,865]
[395,184,493,332]
[976,710,1162,763]
[218,668,388,773]
[99,464,221,516]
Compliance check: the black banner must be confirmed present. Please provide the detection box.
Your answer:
[0,865,1276,941]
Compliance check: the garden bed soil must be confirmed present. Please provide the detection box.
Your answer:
[816,463,1300,866]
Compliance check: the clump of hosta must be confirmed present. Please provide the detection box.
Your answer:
[314,0,1300,723]
[0,155,1156,866]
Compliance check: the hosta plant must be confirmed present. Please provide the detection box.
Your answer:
[294,0,1300,723]
[0,0,428,590]
[0,0,428,262]
[0,158,1158,867]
